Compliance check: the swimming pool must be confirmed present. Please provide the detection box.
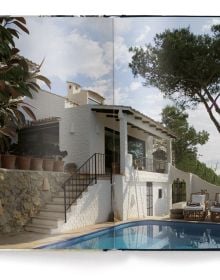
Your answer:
[39,220,220,250]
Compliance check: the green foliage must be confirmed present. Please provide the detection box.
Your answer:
[162,106,209,163]
[176,156,220,186]
[0,17,51,152]
[129,25,220,133]
[161,105,220,185]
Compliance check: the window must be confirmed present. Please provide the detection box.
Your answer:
[146,182,153,216]
[158,189,162,199]
[128,135,145,162]
[104,127,146,166]
[88,98,100,105]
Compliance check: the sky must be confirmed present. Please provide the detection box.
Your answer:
[16,16,220,174]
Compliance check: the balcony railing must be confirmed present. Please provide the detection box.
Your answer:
[133,157,168,174]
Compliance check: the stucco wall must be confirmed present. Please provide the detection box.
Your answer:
[54,179,112,234]
[69,90,87,106]
[25,90,66,120]
[27,91,106,168]
[169,165,220,203]
[59,106,91,167]
[153,182,169,216]
[0,168,68,233]
[113,173,170,220]
[58,105,106,168]
[191,174,220,203]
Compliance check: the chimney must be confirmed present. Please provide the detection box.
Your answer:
[67,81,81,99]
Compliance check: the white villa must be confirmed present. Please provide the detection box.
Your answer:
[18,81,219,234]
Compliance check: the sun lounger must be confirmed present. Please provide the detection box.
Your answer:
[184,192,209,221]
[210,193,220,222]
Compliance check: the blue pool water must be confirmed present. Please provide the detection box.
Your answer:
[39,220,220,250]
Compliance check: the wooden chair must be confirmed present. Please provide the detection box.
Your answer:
[183,192,209,221]
[210,193,220,222]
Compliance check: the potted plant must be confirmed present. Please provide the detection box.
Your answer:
[39,143,55,171]
[10,143,32,170]
[42,144,67,172]
[53,158,65,172]
[43,158,54,171]
[1,140,16,169]
[1,154,16,169]
[40,143,67,172]
[53,150,68,172]
[16,155,32,170]
[30,157,43,171]
[21,143,44,171]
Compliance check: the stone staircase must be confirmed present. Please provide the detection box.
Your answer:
[25,178,90,234]
[25,153,112,234]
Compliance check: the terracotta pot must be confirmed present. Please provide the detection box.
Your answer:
[30,158,43,171]
[53,160,64,172]
[16,156,32,170]
[1,154,16,169]
[43,158,54,171]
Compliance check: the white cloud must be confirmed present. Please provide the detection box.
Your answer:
[115,83,168,121]
[114,87,129,105]
[16,17,112,81]
[188,104,220,174]
[114,36,132,69]
[85,79,113,104]
[102,41,113,68]
[129,81,142,91]
[135,25,151,44]
[114,18,133,34]
[202,18,220,31]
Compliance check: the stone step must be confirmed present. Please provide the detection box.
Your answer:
[25,225,54,234]
[56,191,84,199]
[39,209,65,219]
[31,217,60,227]
[32,212,63,220]
[65,177,95,182]
[52,196,79,204]
[64,185,89,192]
[28,222,55,229]
[47,200,65,205]
[24,169,111,234]
[43,203,65,211]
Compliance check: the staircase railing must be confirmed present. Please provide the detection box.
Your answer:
[62,153,112,222]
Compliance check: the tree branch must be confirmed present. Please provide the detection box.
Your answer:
[203,88,220,114]
[198,92,220,133]
[210,93,220,112]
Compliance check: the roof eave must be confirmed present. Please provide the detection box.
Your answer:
[91,104,176,139]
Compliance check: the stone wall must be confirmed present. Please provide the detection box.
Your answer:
[0,168,69,233]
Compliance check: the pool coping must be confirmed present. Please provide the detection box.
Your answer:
[0,216,220,250]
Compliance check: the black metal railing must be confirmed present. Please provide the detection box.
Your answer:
[62,153,112,222]
[133,157,168,174]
